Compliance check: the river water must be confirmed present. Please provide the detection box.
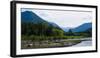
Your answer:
[72,40,92,47]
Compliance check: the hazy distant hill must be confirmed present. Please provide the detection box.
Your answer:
[61,27,72,32]
[61,23,92,33]
[72,23,92,32]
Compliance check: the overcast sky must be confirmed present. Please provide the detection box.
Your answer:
[21,8,92,28]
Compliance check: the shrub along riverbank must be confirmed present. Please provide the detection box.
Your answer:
[22,35,85,41]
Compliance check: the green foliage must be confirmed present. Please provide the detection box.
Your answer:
[21,21,92,42]
[52,28,64,36]
[21,22,49,36]
[64,28,92,37]
[21,22,64,36]
[64,29,75,36]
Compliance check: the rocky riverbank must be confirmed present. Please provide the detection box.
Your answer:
[21,39,81,49]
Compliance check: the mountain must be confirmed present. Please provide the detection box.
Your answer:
[84,28,92,33]
[49,22,62,29]
[21,11,47,23]
[72,23,92,32]
[21,11,62,30]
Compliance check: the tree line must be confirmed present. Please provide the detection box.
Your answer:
[21,22,64,36]
[21,22,92,41]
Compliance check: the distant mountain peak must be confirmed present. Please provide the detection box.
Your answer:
[61,27,72,32]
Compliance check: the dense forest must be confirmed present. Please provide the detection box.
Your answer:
[21,22,92,41]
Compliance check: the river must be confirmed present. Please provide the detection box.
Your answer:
[72,40,92,47]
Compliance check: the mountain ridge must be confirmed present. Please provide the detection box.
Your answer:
[61,23,92,32]
[72,22,92,32]
[21,11,62,30]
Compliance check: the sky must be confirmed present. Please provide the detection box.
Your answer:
[21,8,92,28]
